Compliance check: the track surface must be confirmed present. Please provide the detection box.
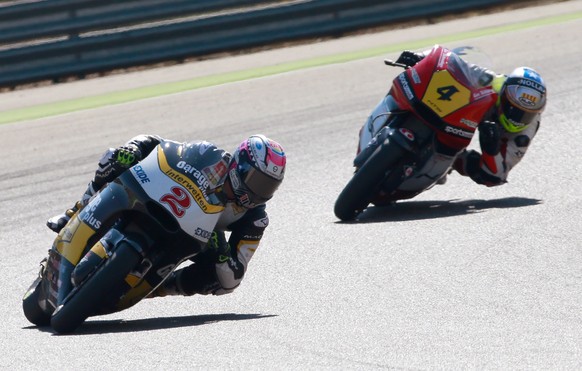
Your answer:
[1,2,581,369]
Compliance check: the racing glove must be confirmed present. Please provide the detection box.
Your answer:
[94,144,142,189]
[113,144,142,169]
[453,149,479,177]
[395,50,424,67]
[478,120,501,156]
[453,150,503,187]
[207,231,232,263]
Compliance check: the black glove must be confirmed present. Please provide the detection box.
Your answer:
[453,149,480,176]
[93,144,142,188]
[453,149,503,186]
[206,231,231,263]
[395,50,423,67]
[478,121,501,156]
[113,144,142,169]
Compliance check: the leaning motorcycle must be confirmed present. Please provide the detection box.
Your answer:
[334,45,498,221]
[23,140,228,333]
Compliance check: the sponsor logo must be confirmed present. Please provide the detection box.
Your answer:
[523,68,541,82]
[437,50,447,68]
[87,194,102,212]
[165,168,211,210]
[518,92,538,107]
[254,216,269,228]
[194,227,212,239]
[82,212,101,229]
[472,88,495,100]
[267,140,285,156]
[460,118,478,128]
[399,74,414,100]
[237,193,252,206]
[98,166,115,180]
[229,168,241,189]
[203,161,228,188]
[399,128,415,141]
[411,68,421,84]
[517,79,545,93]
[176,161,210,190]
[445,125,473,139]
[133,165,150,184]
[81,196,103,229]
[242,234,263,240]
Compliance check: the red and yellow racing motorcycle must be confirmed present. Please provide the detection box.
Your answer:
[334,45,498,221]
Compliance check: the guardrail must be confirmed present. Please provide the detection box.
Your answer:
[0,0,511,88]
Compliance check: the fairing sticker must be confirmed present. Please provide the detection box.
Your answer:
[131,146,224,243]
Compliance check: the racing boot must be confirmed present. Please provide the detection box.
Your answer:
[147,271,187,298]
[46,182,98,233]
[46,201,82,233]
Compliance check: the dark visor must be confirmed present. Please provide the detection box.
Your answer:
[500,92,538,127]
[242,167,282,202]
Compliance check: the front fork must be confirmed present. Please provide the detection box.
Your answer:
[356,94,412,167]
[354,117,417,169]
[70,228,148,288]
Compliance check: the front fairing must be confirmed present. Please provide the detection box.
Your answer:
[131,140,226,243]
[391,45,497,151]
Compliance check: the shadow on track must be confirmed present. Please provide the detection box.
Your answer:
[25,313,276,335]
[340,197,542,224]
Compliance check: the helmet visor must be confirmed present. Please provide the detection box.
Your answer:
[242,167,281,203]
[500,91,538,132]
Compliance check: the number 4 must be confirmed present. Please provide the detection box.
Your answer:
[436,85,459,101]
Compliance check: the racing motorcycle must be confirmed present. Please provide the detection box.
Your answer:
[334,45,498,221]
[23,140,229,333]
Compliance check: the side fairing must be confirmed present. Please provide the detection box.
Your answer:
[130,141,226,243]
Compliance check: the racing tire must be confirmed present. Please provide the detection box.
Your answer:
[22,279,51,326]
[50,242,142,334]
[334,140,406,221]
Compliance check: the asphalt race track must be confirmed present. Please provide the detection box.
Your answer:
[1,1,581,369]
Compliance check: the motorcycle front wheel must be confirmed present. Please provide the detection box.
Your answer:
[22,278,50,326]
[334,140,406,221]
[50,242,142,334]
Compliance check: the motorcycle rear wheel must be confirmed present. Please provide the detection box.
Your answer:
[334,141,405,221]
[50,242,142,334]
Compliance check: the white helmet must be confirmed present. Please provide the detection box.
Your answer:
[498,67,546,133]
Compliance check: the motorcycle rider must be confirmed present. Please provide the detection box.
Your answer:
[47,134,286,297]
[453,66,546,186]
[391,49,547,187]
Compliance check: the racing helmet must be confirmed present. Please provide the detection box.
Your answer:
[228,134,286,208]
[498,67,546,133]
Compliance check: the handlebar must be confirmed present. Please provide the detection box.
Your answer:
[384,59,409,69]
